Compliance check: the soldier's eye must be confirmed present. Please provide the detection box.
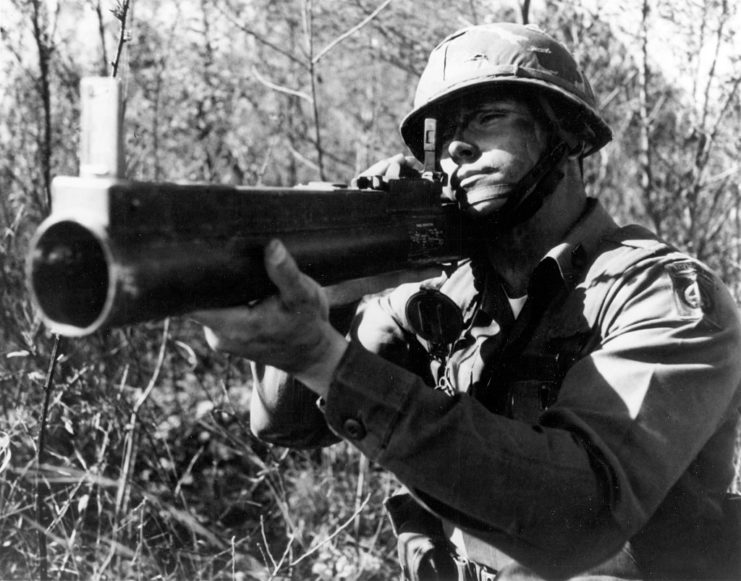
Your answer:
[473,110,505,125]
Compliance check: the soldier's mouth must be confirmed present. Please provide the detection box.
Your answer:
[463,183,515,210]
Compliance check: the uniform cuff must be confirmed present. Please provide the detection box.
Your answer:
[323,340,416,460]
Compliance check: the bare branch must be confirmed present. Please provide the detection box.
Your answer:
[701,74,741,171]
[289,493,371,567]
[29,0,53,210]
[215,0,309,69]
[698,0,728,130]
[691,0,709,105]
[520,0,532,24]
[251,65,313,102]
[35,334,64,581]
[699,181,734,257]
[303,0,326,179]
[111,0,131,78]
[97,319,170,579]
[92,0,109,75]
[313,0,393,64]
[288,142,320,172]
[637,0,659,233]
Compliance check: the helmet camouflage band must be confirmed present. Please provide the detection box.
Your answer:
[400,22,612,160]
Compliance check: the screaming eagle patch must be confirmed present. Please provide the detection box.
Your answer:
[665,261,715,322]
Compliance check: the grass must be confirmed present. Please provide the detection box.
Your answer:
[0,318,399,580]
[0,268,739,579]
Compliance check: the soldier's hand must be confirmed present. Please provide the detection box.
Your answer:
[352,153,423,186]
[191,239,348,396]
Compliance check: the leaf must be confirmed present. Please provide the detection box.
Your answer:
[195,400,214,420]
[173,340,198,369]
[77,493,90,513]
[5,350,29,359]
[0,432,11,474]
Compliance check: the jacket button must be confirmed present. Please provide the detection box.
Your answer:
[343,418,366,440]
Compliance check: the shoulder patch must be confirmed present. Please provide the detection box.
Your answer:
[665,261,716,322]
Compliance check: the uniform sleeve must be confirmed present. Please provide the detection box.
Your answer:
[249,287,427,448]
[247,301,359,448]
[321,257,741,577]
[249,363,339,448]
[550,257,741,532]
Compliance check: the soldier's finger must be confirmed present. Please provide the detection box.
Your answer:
[264,239,315,309]
[356,153,406,178]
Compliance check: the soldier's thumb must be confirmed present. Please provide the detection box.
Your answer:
[264,239,307,308]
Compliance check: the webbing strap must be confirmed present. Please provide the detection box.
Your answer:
[471,271,568,414]
[493,139,571,225]
[453,556,498,581]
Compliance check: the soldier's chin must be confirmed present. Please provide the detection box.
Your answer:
[462,186,511,217]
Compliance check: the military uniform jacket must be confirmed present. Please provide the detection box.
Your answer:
[250,199,741,579]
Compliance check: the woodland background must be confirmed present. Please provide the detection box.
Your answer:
[0,0,740,579]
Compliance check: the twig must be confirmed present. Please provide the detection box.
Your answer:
[33,461,227,549]
[232,536,237,580]
[520,0,531,24]
[312,0,392,64]
[251,66,312,102]
[303,0,325,180]
[35,334,63,581]
[353,453,368,541]
[637,0,659,234]
[269,534,295,579]
[29,0,53,211]
[172,446,204,498]
[111,0,131,78]
[260,514,277,570]
[0,432,10,474]
[93,0,109,75]
[287,143,320,172]
[702,75,741,172]
[214,0,309,69]
[289,493,371,566]
[116,319,170,516]
[698,1,728,132]
[95,319,170,580]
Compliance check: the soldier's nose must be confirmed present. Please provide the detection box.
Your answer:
[448,139,480,164]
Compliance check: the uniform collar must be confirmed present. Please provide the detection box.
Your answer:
[479,197,619,315]
[538,197,619,291]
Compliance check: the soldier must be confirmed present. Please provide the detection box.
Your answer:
[194,23,741,580]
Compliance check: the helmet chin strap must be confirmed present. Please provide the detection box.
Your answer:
[454,137,572,227]
[454,94,580,228]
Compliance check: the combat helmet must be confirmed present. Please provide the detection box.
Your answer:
[400,22,612,161]
[400,22,612,225]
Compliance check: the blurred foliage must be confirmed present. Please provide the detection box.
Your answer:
[0,0,739,578]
